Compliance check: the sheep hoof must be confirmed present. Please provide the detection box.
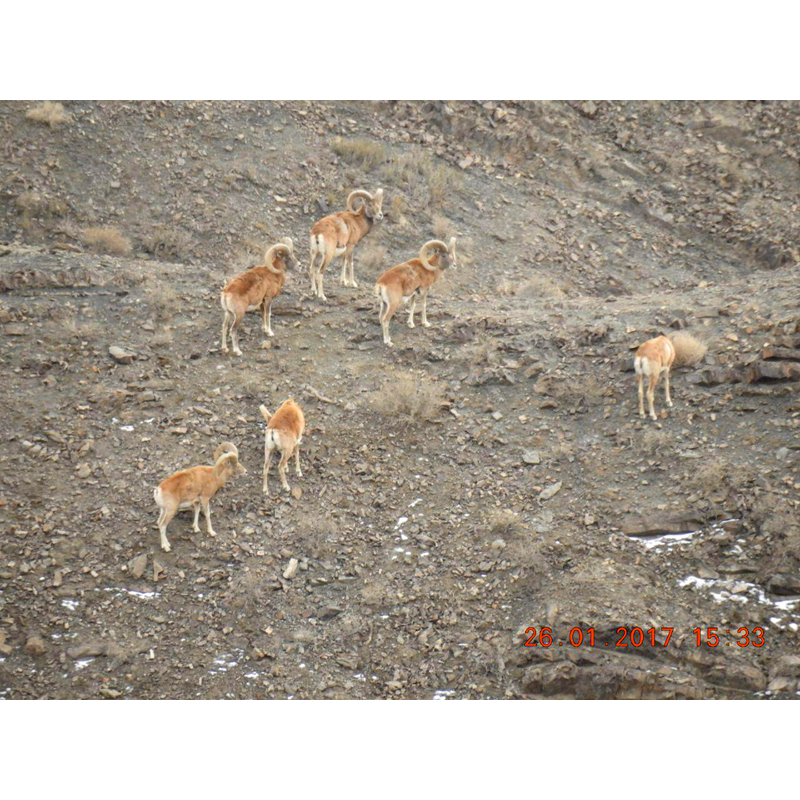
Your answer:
[233,349,242,357]
[422,321,431,328]
[408,321,415,329]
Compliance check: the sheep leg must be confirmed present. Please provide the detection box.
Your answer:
[158,505,177,553]
[316,262,328,303]
[278,448,291,493]
[637,373,645,418]
[201,498,216,537]
[381,297,400,347]
[664,367,673,407]
[348,249,358,288]
[230,312,244,357]
[294,443,302,477]
[407,295,417,328]
[421,290,431,327]
[263,441,274,496]
[263,300,274,337]
[309,244,318,296]
[647,373,659,421]
[192,500,201,533]
[221,310,231,353]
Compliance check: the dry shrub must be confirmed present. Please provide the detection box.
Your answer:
[382,147,462,206]
[373,372,445,424]
[497,278,516,297]
[229,249,256,273]
[81,227,132,256]
[432,214,455,240]
[425,161,462,205]
[552,374,609,407]
[688,459,755,500]
[151,328,173,349]
[226,569,270,613]
[63,313,100,341]
[14,191,67,229]
[388,195,410,226]
[487,509,525,538]
[462,339,499,366]
[142,226,193,261]
[668,331,708,367]
[26,102,70,128]
[359,240,389,272]
[517,273,568,299]
[639,428,670,454]
[145,283,179,324]
[331,137,387,169]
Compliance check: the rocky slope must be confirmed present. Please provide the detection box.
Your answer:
[0,100,798,699]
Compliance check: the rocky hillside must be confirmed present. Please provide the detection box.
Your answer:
[0,100,798,699]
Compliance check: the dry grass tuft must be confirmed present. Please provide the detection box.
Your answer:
[497,278,517,297]
[14,191,67,229]
[63,313,101,341]
[26,102,70,128]
[146,284,179,324]
[359,241,389,272]
[142,226,193,261]
[151,328,173,349]
[668,331,708,367]
[639,429,670,455]
[81,227,132,256]
[517,273,568,299]
[331,137,388,169]
[388,195,410,226]
[373,372,445,424]
[226,569,270,613]
[382,147,463,207]
[688,459,755,501]
[432,214,455,241]
[550,374,609,407]
[487,509,525,538]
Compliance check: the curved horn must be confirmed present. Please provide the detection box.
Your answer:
[263,242,291,274]
[346,189,373,212]
[280,236,294,254]
[214,442,239,463]
[419,239,448,272]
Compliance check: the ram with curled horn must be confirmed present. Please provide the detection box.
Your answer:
[154,441,247,552]
[374,237,457,347]
[308,187,384,301]
[220,237,298,356]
